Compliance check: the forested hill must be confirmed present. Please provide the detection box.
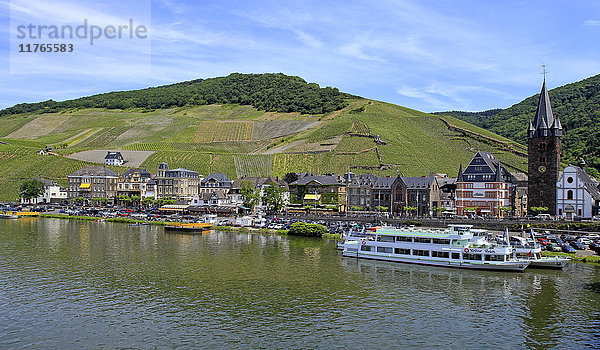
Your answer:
[0,73,354,116]
[435,74,600,176]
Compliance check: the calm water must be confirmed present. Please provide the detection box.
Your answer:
[1,218,599,349]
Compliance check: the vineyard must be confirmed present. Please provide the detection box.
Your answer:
[335,136,375,153]
[349,119,371,136]
[233,154,273,178]
[251,120,319,140]
[76,126,131,149]
[0,144,112,201]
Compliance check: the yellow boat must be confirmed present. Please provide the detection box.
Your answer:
[164,222,212,233]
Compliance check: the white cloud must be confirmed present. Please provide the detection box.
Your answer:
[584,20,600,26]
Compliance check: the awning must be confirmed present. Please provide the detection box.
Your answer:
[159,204,189,211]
[304,194,321,200]
[79,183,91,189]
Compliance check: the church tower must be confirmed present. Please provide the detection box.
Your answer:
[527,76,562,215]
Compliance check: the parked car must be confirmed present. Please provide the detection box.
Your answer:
[535,214,553,221]
[570,241,586,250]
[561,244,577,254]
[545,242,562,252]
[537,238,549,246]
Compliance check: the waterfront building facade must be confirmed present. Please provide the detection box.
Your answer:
[556,160,600,219]
[67,166,119,204]
[455,151,513,217]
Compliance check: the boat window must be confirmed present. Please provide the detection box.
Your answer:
[484,255,505,261]
[360,245,372,252]
[451,253,460,259]
[414,237,431,244]
[377,236,395,242]
[431,251,449,258]
[463,253,482,261]
[432,238,450,245]
[394,248,410,255]
[395,236,412,242]
[377,247,393,253]
[412,249,429,256]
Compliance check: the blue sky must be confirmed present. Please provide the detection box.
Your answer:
[1,0,599,112]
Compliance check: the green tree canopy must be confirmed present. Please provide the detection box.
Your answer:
[262,185,285,214]
[241,180,260,211]
[20,179,45,201]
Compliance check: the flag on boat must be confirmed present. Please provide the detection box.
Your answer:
[503,228,511,247]
[527,250,532,256]
[529,228,536,240]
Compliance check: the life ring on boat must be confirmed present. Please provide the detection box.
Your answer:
[361,240,366,245]
[464,248,469,253]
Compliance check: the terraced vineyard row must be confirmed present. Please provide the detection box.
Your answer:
[350,119,371,136]
[76,126,130,149]
[234,154,273,178]
[214,121,252,141]
[0,145,104,200]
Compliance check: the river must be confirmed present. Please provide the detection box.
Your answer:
[1,218,599,349]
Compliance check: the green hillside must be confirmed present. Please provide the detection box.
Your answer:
[435,74,600,176]
[0,74,528,201]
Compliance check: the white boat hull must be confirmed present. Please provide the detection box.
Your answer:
[342,250,529,272]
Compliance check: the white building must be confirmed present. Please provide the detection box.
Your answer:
[556,161,600,219]
[104,151,124,166]
[21,177,68,205]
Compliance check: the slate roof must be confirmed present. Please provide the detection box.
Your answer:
[572,166,600,200]
[105,151,124,160]
[33,177,57,186]
[401,176,435,189]
[122,168,151,179]
[69,166,119,177]
[290,175,342,186]
[348,174,377,188]
[528,78,562,138]
[201,173,232,187]
[373,176,397,189]
[458,151,513,183]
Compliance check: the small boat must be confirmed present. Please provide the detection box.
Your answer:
[164,222,212,233]
[507,232,570,269]
[340,225,529,272]
[0,213,18,219]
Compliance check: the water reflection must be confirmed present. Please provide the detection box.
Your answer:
[0,218,599,349]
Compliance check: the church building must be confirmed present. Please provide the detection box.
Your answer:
[527,76,562,215]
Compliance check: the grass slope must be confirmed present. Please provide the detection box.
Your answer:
[0,99,528,201]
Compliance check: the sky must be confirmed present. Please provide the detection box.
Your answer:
[1,0,599,112]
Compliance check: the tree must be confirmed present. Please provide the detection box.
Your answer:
[262,185,285,214]
[240,180,260,212]
[530,206,549,214]
[283,172,299,184]
[141,197,155,208]
[20,179,45,202]
[288,222,326,237]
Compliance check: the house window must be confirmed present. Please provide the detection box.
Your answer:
[567,177,573,184]
[540,190,544,197]
[539,156,547,163]
[567,190,574,200]
[538,142,547,150]
[578,209,582,216]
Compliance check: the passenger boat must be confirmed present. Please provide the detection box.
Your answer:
[507,233,570,269]
[341,225,529,272]
[164,222,212,233]
[0,213,19,219]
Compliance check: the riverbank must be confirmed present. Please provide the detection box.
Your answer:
[542,251,600,264]
[40,213,167,226]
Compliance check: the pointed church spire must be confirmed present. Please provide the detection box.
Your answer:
[457,163,464,182]
[530,77,558,138]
